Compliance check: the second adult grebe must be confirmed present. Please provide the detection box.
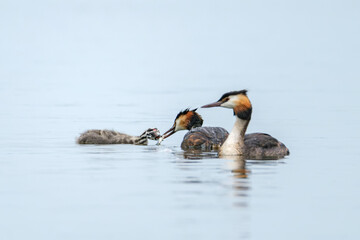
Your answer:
[202,90,289,158]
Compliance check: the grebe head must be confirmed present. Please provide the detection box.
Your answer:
[161,108,203,140]
[141,128,161,140]
[202,90,252,120]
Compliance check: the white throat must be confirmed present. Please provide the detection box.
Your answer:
[220,117,249,156]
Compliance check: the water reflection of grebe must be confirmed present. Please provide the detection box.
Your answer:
[158,91,289,159]
[226,156,249,179]
[181,152,250,200]
[77,128,160,145]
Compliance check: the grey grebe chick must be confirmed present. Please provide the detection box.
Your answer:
[158,108,229,150]
[77,128,160,145]
[202,90,289,159]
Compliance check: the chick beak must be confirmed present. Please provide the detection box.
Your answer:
[202,101,222,108]
[152,128,161,140]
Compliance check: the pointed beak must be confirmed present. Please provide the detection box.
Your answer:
[202,101,222,108]
[161,124,176,139]
[156,124,176,145]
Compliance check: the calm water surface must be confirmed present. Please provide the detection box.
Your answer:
[1,1,360,239]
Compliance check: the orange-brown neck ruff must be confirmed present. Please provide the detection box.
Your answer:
[176,111,203,130]
[185,112,194,130]
[173,109,203,130]
[234,95,252,120]
[176,113,194,131]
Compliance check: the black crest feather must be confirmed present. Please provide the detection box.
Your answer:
[218,90,248,101]
[175,108,198,120]
[175,108,190,119]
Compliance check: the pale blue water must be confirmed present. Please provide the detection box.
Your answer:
[1,1,360,239]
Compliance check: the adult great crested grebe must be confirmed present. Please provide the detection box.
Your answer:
[158,92,289,159]
[202,90,289,158]
[77,128,160,145]
[157,108,229,150]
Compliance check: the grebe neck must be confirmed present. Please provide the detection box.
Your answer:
[219,116,249,156]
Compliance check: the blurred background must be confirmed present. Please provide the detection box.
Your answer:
[1,0,359,239]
